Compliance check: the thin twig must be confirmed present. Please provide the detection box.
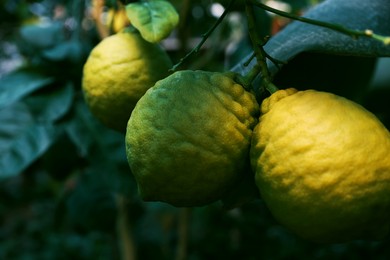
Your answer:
[177,0,192,58]
[170,0,237,71]
[236,64,261,90]
[243,52,256,67]
[245,1,278,93]
[249,0,390,45]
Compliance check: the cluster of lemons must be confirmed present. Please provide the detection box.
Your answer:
[82,30,390,244]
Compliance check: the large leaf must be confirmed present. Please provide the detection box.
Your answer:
[65,100,134,196]
[65,101,98,157]
[0,103,57,178]
[265,0,390,64]
[24,82,74,122]
[65,100,127,164]
[19,22,63,49]
[0,69,54,109]
[232,0,390,99]
[126,0,179,43]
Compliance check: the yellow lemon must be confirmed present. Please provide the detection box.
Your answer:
[251,88,390,243]
[125,70,259,207]
[106,6,130,33]
[82,30,172,132]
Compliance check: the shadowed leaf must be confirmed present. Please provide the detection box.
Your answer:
[0,103,57,178]
[0,69,53,109]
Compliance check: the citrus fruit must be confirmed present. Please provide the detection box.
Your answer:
[125,70,259,207]
[106,6,130,33]
[250,88,390,243]
[82,30,172,132]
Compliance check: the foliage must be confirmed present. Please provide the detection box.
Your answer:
[126,0,179,43]
[0,0,389,258]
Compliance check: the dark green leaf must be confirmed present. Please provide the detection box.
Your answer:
[65,100,125,161]
[0,103,33,147]
[42,41,84,63]
[0,103,57,178]
[25,82,74,122]
[0,69,54,109]
[65,99,134,195]
[233,0,390,99]
[65,172,117,232]
[65,100,101,157]
[265,0,390,63]
[19,22,63,49]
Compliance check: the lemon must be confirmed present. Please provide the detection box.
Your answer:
[125,70,259,207]
[82,30,172,132]
[106,7,130,33]
[250,88,390,243]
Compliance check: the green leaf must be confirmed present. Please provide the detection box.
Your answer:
[25,82,74,122]
[0,103,57,178]
[232,0,390,100]
[64,99,134,196]
[264,0,390,62]
[0,69,54,109]
[65,172,117,232]
[126,0,179,43]
[65,101,96,157]
[65,100,126,162]
[42,41,84,63]
[19,22,63,49]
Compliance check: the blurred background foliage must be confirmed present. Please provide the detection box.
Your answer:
[0,0,389,259]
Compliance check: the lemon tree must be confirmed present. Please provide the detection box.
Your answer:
[250,88,390,243]
[82,30,172,132]
[125,70,259,207]
[3,0,390,259]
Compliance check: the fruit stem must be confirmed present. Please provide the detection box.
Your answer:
[245,1,279,94]
[249,0,390,45]
[236,64,261,91]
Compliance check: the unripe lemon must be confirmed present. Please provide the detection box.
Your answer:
[82,30,172,132]
[251,88,390,243]
[126,70,259,207]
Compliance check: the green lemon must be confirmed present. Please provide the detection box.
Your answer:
[126,70,259,207]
